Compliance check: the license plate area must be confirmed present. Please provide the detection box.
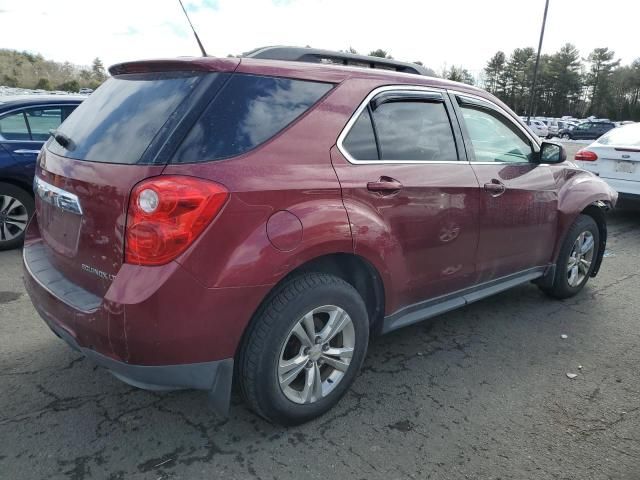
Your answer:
[35,177,83,256]
[615,160,636,174]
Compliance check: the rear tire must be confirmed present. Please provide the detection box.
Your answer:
[541,214,599,299]
[0,182,34,251]
[238,273,369,426]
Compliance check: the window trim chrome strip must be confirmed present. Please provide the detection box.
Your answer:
[34,176,83,215]
[336,85,465,165]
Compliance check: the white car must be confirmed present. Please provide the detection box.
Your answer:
[574,123,640,201]
[523,119,549,138]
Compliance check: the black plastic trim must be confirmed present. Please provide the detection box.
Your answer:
[23,241,101,313]
[44,318,234,416]
[381,267,548,333]
[244,46,431,76]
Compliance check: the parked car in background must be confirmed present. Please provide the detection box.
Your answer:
[557,120,578,132]
[523,118,549,138]
[0,95,83,249]
[23,48,616,425]
[574,123,640,201]
[559,121,615,140]
[78,88,93,95]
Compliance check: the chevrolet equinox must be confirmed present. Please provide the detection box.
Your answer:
[23,48,617,425]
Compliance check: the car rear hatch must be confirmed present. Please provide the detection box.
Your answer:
[32,59,238,298]
[588,126,640,183]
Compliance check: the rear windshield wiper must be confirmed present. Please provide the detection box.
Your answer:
[49,129,74,150]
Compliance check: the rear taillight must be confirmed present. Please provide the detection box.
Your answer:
[575,149,598,162]
[125,176,229,266]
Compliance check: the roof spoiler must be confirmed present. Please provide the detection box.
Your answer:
[243,46,431,76]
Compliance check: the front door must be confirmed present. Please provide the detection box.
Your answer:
[452,94,558,282]
[332,87,480,314]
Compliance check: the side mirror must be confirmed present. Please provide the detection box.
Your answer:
[538,141,566,164]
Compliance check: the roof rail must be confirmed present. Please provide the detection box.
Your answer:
[243,46,430,76]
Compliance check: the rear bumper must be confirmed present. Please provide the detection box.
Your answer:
[44,317,233,413]
[598,177,640,199]
[25,258,236,413]
[23,221,272,413]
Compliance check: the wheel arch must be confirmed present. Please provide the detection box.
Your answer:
[235,252,386,359]
[579,201,610,277]
[0,177,34,197]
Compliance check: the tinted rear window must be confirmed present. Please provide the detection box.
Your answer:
[598,124,640,146]
[47,72,203,164]
[172,74,332,163]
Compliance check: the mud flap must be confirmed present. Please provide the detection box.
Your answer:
[208,358,234,417]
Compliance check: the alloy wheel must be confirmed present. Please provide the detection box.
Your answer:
[0,194,28,242]
[567,231,595,287]
[278,305,355,404]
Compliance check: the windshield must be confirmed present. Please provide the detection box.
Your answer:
[47,72,205,164]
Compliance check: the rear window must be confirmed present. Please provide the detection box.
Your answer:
[47,72,203,164]
[598,124,640,146]
[171,74,332,163]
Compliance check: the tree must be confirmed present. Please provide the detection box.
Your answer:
[585,47,620,116]
[368,49,392,59]
[546,43,583,117]
[57,79,80,92]
[484,51,506,95]
[34,77,51,90]
[503,47,536,114]
[91,57,106,83]
[445,66,474,85]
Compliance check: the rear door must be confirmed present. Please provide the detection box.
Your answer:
[452,93,558,282]
[332,87,480,310]
[34,71,226,297]
[0,105,80,180]
[0,108,42,172]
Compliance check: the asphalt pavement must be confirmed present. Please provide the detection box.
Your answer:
[1,155,639,479]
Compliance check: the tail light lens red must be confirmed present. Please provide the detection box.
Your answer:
[125,176,229,266]
[575,149,598,161]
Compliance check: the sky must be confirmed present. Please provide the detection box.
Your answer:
[0,0,638,78]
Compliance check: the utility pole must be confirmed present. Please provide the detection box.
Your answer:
[527,0,550,123]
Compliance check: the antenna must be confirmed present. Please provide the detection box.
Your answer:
[177,0,208,57]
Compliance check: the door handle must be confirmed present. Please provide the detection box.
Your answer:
[484,180,506,197]
[13,149,41,155]
[367,176,403,195]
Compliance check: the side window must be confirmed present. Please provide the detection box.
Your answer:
[342,108,378,160]
[576,123,589,130]
[372,100,458,161]
[25,107,63,141]
[0,111,30,140]
[173,75,333,163]
[458,102,533,163]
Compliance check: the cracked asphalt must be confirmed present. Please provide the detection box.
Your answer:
[1,208,639,479]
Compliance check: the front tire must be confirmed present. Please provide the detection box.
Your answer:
[238,273,369,425]
[561,133,571,140]
[0,182,34,251]
[541,214,599,299]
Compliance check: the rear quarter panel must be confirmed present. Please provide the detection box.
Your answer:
[163,79,363,288]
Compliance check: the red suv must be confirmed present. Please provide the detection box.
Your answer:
[23,48,617,425]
